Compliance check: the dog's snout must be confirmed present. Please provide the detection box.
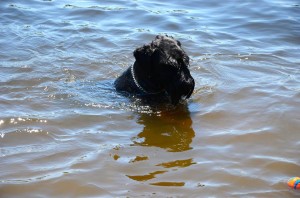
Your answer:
[187,78,195,98]
[166,74,195,105]
[185,77,195,98]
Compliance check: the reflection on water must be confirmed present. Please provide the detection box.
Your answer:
[126,104,196,186]
[127,170,168,182]
[132,104,195,152]
[156,158,195,168]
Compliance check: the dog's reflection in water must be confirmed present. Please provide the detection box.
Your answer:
[132,104,195,152]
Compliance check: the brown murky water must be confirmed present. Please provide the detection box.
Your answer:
[1,0,300,197]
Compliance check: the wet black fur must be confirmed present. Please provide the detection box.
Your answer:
[114,35,195,105]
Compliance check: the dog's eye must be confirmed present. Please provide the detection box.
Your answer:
[178,56,189,67]
[183,56,189,64]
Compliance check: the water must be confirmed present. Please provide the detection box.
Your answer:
[1,0,300,197]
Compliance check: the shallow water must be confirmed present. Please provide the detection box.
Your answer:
[1,0,300,197]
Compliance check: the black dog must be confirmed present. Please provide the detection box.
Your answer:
[114,35,195,105]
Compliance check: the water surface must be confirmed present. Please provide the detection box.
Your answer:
[1,0,300,197]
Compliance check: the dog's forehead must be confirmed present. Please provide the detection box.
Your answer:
[155,37,178,47]
[153,36,184,57]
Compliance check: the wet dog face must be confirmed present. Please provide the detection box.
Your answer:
[133,35,195,104]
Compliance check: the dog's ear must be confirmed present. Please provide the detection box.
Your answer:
[133,44,153,61]
[133,44,154,67]
[151,47,167,66]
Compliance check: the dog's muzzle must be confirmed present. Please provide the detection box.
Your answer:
[166,76,195,105]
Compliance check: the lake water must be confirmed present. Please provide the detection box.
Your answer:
[1,0,300,197]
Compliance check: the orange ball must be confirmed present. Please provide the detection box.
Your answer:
[287,177,300,189]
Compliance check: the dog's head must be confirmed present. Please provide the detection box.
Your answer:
[133,35,195,104]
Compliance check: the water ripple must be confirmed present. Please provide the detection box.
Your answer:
[1,0,300,197]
